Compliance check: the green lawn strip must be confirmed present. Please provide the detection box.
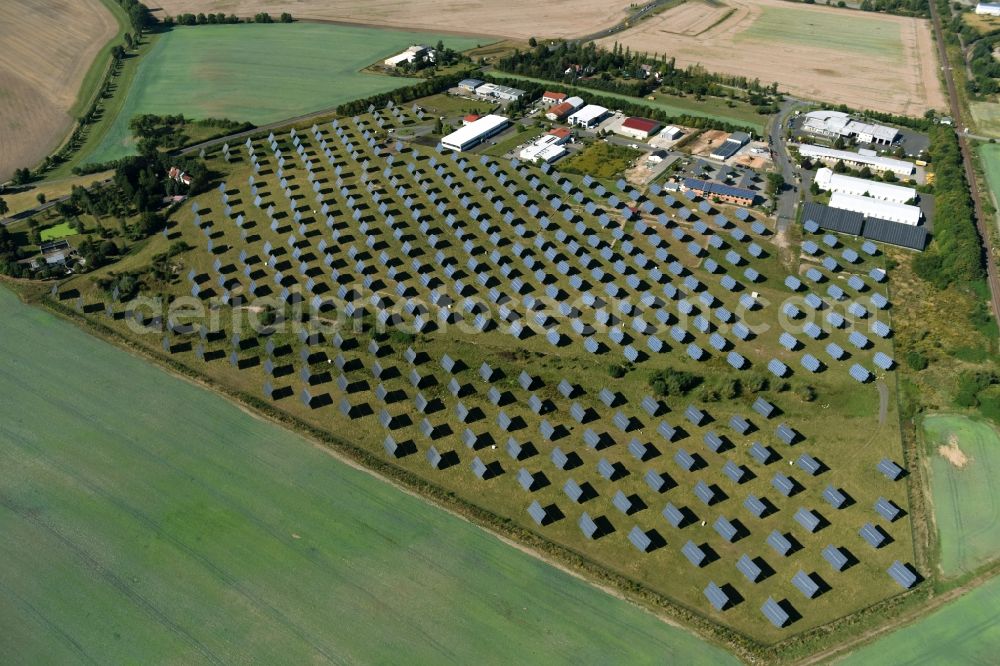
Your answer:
[0,286,737,664]
[69,0,131,119]
[39,222,77,242]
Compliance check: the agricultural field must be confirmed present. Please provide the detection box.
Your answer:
[0,286,738,664]
[83,23,484,165]
[971,102,1000,137]
[922,414,1000,577]
[837,572,1000,665]
[53,102,917,645]
[599,0,945,117]
[497,73,767,132]
[0,0,120,181]
[151,0,638,40]
[980,144,1000,215]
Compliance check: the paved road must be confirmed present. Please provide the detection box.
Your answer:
[575,0,675,43]
[0,179,112,227]
[929,0,1000,330]
[766,98,806,233]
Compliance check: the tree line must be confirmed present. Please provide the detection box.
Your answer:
[495,41,781,110]
[912,126,984,288]
[487,75,758,135]
[162,11,294,26]
[336,71,476,116]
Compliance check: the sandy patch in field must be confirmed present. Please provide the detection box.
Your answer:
[0,0,119,181]
[599,0,945,117]
[685,129,729,156]
[151,0,637,39]
[938,434,971,469]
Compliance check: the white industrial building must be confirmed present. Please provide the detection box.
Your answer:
[661,126,683,141]
[568,104,609,128]
[829,192,922,226]
[814,168,915,203]
[518,134,568,164]
[798,144,914,177]
[384,45,431,67]
[802,110,899,145]
[441,114,510,152]
[976,2,1000,15]
[475,82,526,102]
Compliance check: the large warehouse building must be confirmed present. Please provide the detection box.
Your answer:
[828,192,922,226]
[568,104,609,128]
[616,117,662,141]
[475,82,526,102]
[798,144,915,177]
[441,114,510,152]
[518,134,568,164]
[802,110,899,145]
[710,131,750,160]
[814,168,915,203]
[976,2,1000,15]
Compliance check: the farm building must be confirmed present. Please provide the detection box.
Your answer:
[813,168,915,204]
[617,117,662,140]
[681,178,756,206]
[541,91,567,105]
[710,131,750,160]
[797,144,914,177]
[976,2,1000,15]
[441,115,510,152]
[383,44,432,67]
[545,97,584,121]
[828,192,922,226]
[475,82,526,102]
[519,134,569,164]
[458,78,484,92]
[802,110,898,145]
[568,104,610,128]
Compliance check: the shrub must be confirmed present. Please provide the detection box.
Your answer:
[649,368,702,397]
[905,350,929,371]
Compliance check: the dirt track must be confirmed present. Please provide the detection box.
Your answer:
[599,0,946,116]
[0,0,118,181]
[151,0,638,39]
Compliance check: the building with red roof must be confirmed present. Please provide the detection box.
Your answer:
[547,127,572,143]
[541,91,567,106]
[462,114,481,125]
[617,117,662,141]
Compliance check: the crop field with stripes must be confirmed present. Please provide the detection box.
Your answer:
[58,101,917,642]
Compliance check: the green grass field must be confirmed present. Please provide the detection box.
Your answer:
[495,73,767,132]
[0,286,737,664]
[922,414,1000,576]
[980,144,1000,212]
[561,141,643,179]
[83,23,483,165]
[38,222,77,242]
[838,573,1000,664]
[737,7,903,61]
[971,103,1000,138]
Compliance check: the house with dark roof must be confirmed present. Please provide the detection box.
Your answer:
[682,178,756,206]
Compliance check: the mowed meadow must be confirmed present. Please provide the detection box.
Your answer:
[84,23,485,165]
[0,0,120,181]
[922,414,1000,577]
[0,287,736,664]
